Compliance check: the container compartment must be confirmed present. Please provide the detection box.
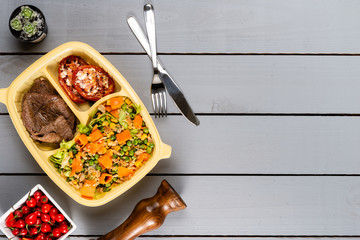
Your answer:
[11,72,79,151]
[45,48,122,114]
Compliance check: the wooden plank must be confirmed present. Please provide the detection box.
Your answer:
[3,237,360,239]
[33,238,360,240]
[63,238,360,240]
[3,55,360,114]
[1,0,360,53]
[2,115,360,174]
[0,175,359,235]
[1,238,357,240]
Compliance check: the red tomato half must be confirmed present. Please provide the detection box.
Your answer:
[58,55,88,103]
[73,65,115,101]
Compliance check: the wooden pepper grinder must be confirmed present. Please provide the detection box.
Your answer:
[99,180,187,240]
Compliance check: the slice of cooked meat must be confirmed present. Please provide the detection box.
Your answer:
[28,77,58,95]
[21,78,76,144]
[32,116,74,143]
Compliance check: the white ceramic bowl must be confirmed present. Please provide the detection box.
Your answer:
[0,184,77,240]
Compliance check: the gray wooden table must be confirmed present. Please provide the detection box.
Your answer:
[1,0,360,239]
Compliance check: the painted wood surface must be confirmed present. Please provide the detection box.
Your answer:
[2,238,360,240]
[1,0,359,238]
[2,55,360,114]
[1,0,360,53]
[0,175,360,236]
[2,115,360,174]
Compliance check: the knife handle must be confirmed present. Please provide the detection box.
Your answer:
[98,180,187,240]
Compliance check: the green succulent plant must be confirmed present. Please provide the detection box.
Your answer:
[10,18,22,31]
[10,6,42,38]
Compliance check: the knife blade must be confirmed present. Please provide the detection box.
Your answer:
[127,16,200,126]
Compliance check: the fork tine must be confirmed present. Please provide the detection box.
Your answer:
[151,93,157,118]
[155,92,160,118]
[159,91,164,117]
[163,90,167,117]
[160,90,166,118]
[159,91,164,118]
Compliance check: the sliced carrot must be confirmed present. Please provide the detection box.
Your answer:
[110,109,119,118]
[98,146,107,155]
[138,152,150,162]
[116,129,131,145]
[107,97,124,110]
[84,142,100,155]
[75,134,88,146]
[106,149,113,158]
[105,105,112,112]
[133,114,143,129]
[117,167,134,177]
[70,153,83,177]
[89,128,103,142]
[135,152,150,167]
[99,173,113,184]
[80,179,98,199]
[98,154,112,169]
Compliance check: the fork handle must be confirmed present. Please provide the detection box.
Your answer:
[144,4,158,70]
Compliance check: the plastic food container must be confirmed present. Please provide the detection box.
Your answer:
[0,42,171,207]
[0,184,77,239]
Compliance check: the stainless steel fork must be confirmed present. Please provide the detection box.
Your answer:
[144,3,167,118]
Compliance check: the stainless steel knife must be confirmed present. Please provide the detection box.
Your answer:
[127,16,200,126]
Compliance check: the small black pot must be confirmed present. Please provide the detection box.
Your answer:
[9,5,48,43]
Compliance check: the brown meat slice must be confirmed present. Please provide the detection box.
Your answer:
[21,78,76,144]
[28,77,58,95]
[32,116,74,143]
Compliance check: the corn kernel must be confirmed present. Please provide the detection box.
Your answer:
[125,98,131,105]
[111,118,117,123]
[135,161,142,168]
[114,146,120,151]
[110,123,116,129]
[141,134,147,140]
[102,121,109,127]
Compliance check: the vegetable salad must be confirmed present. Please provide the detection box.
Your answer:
[49,97,154,199]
